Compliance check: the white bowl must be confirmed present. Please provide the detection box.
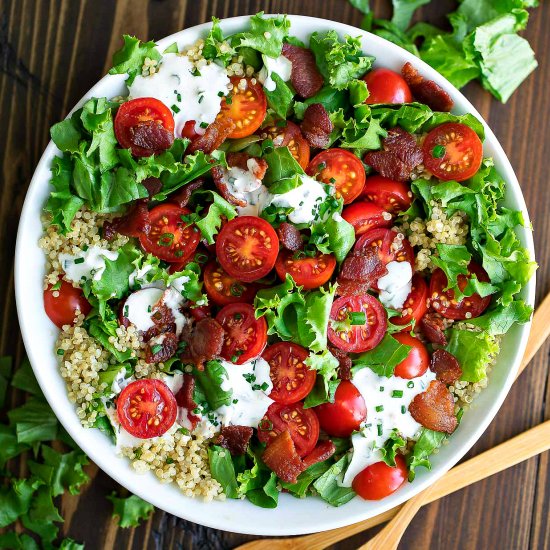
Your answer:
[15,14,536,536]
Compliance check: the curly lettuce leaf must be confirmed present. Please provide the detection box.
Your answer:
[391,0,431,31]
[303,349,340,408]
[407,428,446,481]
[109,35,161,86]
[193,190,237,245]
[108,493,154,528]
[203,17,236,66]
[232,13,290,58]
[352,333,412,378]
[313,454,356,507]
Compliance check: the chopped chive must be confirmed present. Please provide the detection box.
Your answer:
[234,313,242,321]
[174,250,184,258]
[259,418,273,431]
[377,424,383,436]
[74,257,85,264]
[375,405,384,412]
[329,177,337,184]
[233,398,239,404]
[379,386,384,392]
[157,232,174,247]
[82,244,89,252]
[198,94,204,104]
[51,280,62,291]
[151,344,163,354]
[401,405,406,414]
[225,95,233,105]
[230,283,245,297]
[392,390,404,398]
[194,252,208,264]
[218,91,225,97]
[200,121,208,128]
[147,305,152,313]
[407,381,414,388]
[260,382,269,391]
[432,145,446,158]
[166,457,174,464]
[317,162,326,171]
[123,305,129,317]
[56,348,64,355]
[349,311,366,325]
[171,104,181,113]
[178,427,190,435]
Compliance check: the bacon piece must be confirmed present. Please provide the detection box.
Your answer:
[302,440,336,469]
[420,313,448,346]
[141,177,163,197]
[142,303,177,342]
[168,178,205,208]
[430,349,462,385]
[363,151,410,182]
[300,104,333,149]
[175,374,201,429]
[180,317,225,369]
[215,425,254,456]
[336,248,388,296]
[277,222,304,252]
[129,120,174,154]
[282,43,324,99]
[409,380,458,434]
[402,62,454,113]
[145,332,179,363]
[329,345,352,381]
[103,200,150,240]
[262,430,304,484]
[187,117,236,154]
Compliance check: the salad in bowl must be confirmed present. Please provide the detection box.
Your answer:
[34,13,535,513]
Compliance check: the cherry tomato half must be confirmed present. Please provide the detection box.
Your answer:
[258,401,320,457]
[328,294,387,353]
[181,120,200,140]
[218,77,267,139]
[392,274,428,329]
[363,68,413,105]
[216,216,279,283]
[216,303,267,364]
[422,122,483,182]
[361,175,413,215]
[116,379,177,439]
[263,342,316,405]
[307,149,366,204]
[314,380,367,437]
[342,201,393,236]
[44,280,91,329]
[392,332,429,379]
[203,261,259,306]
[352,455,408,500]
[114,97,175,157]
[139,204,200,263]
[429,261,492,320]
[262,121,310,170]
[274,249,336,290]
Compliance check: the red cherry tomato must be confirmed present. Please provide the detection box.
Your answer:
[203,261,259,306]
[44,280,91,329]
[392,275,428,329]
[422,122,483,182]
[314,380,367,437]
[181,120,200,140]
[392,332,429,379]
[215,216,279,283]
[114,98,175,157]
[218,77,267,139]
[262,121,310,170]
[216,303,267,364]
[189,304,212,321]
[362,68,413,105]
[429,261,492,320]
[274,249,336,290]
[342,201,393,236]
[361,176,413,215]
[263,342,316,405]
[352,455,408,500]
[116,379,177,439]
[139,204,200,263]
[328,294,387,353]
[306,149,366,204]
[257,401,320,457]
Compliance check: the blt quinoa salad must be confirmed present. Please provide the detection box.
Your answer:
[40,14,535,507]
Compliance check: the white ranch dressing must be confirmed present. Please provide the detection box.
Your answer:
[258,54,292,92]
[236,184,271,216]
[124,288,164,332]
[59,246,118,283]
[341,367,436,487]
[377,260,413,310]
[128,53,229,134]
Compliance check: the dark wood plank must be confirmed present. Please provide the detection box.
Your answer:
[0,1,549,549]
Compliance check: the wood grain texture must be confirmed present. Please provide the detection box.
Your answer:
[0,0,549,548]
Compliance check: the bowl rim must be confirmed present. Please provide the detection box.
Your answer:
[14,13,536,536]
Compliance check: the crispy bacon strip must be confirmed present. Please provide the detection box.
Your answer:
[261,430,304,484]
[302,440,336,469]
[180,317,225,369]
[329,345,352,381]
[145,332,179,363]
[402,62,454,113]
[215,425,254,456]
[282,43,324,98]
[129,120,174,153]
[420,313,448,346]
[409,380,458,434]
[175,374,201,429]
[103,200,150,241]
[168,178,205,208]
[277,222,304,252]
[141,176,163,197]
[430,349,462,385]
[187,117,236,154]
[300,104,333,149]
[336,248,387,296]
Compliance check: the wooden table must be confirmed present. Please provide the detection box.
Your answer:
[2,0,549,548]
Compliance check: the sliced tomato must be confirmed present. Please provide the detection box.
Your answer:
[257,402,320,457]
[216,303,267,364]
[342,201,393,236]
[203,261,259,306]
[274,249,336,290]
[306,149,366,204]
[392,274,428,328]
[422,122,483,182]
[116,379,177,439]
[215,216,279,283]
[189,303,212,321]
[328,294,387,353]
[263,342,316,405]
[262,121,310,170]
[44,280,91,329]
[218,77,267,139]
[429,261,492,320]
[314,380,367,437]
[361,175,413,214]
[353,455,408,500]
[139,204,200,263]
[362,68,413,105]
[114,98,175,157]
[392,332,429,379]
